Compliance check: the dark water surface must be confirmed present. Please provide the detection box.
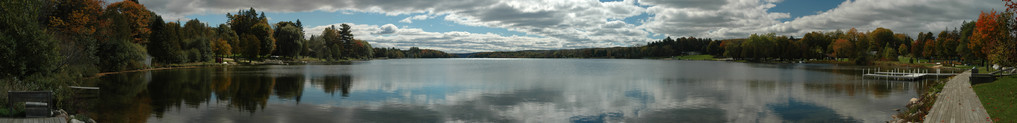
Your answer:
[83,59,948,122]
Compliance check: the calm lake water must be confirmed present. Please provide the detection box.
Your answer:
[82,58,950,122]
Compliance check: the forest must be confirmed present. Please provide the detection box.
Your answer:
[0,0,452,94]
[471,10,1016,67]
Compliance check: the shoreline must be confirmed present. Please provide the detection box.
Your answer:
[87,63,216,79]
[86,58,373,78]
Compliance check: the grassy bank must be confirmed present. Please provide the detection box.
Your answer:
[974,76,1017,122]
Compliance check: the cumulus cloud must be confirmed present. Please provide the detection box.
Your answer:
[640,0,791,38]
[783,0,1000,35]
[441,0,651,47]
[306,23,566,53]
[144,0,1001,52]
[638,0,999,38]
[638,0,728,9]
[376,24,399,35]
[141,0,498,21]
[144,0,653,51]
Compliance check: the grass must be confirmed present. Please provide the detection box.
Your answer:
[672,55,716,60]
[897,56,933,64]
[973,75,1017,123]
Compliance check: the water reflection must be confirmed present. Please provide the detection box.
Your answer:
[312,75,352,97]
[91,71,150,123]
[768,98,859,122]
[82,59,944,122]
[273,75,304,102]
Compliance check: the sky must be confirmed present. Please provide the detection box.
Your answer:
[139,0,1003,53]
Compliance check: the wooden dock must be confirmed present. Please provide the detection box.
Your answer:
[862,68,958,80]
[0,117,66,123]
[924,71,992,123]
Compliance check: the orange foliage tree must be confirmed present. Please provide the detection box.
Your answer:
[969,10,1000,61]
[923,39,937,58]
[105,1,152,44]
[48,0,104,37]
[831,39,853,58]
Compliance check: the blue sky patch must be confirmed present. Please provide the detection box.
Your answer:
[768,0,846,22]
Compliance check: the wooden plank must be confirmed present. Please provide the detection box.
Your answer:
[924,71,993,123]
[67,86,99,90]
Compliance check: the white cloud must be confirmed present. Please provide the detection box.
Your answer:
[399,15,431,23]
[640,0,791,38]
[376,24,399,35]
[438,0,652,48]
[144,0,1001,52]
[637,0,1000,38]
[782,0,1000,36]
[306,23,566,53]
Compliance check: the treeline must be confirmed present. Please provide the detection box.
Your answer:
[723,10,1013,66]
[0,0,452,91]
[468,37,719,58]
[372,47,456,58]
[721,27,915,64]
[473,10,1016,67]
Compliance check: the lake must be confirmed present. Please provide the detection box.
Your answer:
[80,58,948,122]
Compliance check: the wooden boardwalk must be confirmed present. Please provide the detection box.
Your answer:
[0,117,66,123]
[924,71,993,123]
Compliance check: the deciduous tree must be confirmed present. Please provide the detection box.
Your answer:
[273,21,305,58]
[104,1,151,44]
[0,0,61,78]
[970,10,1000,63]
[832,39,853,58]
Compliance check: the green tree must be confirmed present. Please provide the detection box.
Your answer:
[937,30,959,60]
[0,0,62,78]
[147,15,186,64]
[182,19,213,62]
[408,47,421,58]
[883,46,898,61]
[339,24,354,58]
[273,21,305,58]
[96,39,146,72]
[319,25,345,60]
[228,8,274,60]
[869,27,895,53]
[239,34,261,62]
[990,12,1016,66]
[96,6,147,71]
[104,0,151,44]
[957,21,976,62]
[352,39,373,58]
[802,31,832,56]
[898,44,909,58]
[254,21,275,57]
[213,24,237,58]
[722,40,743,58]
